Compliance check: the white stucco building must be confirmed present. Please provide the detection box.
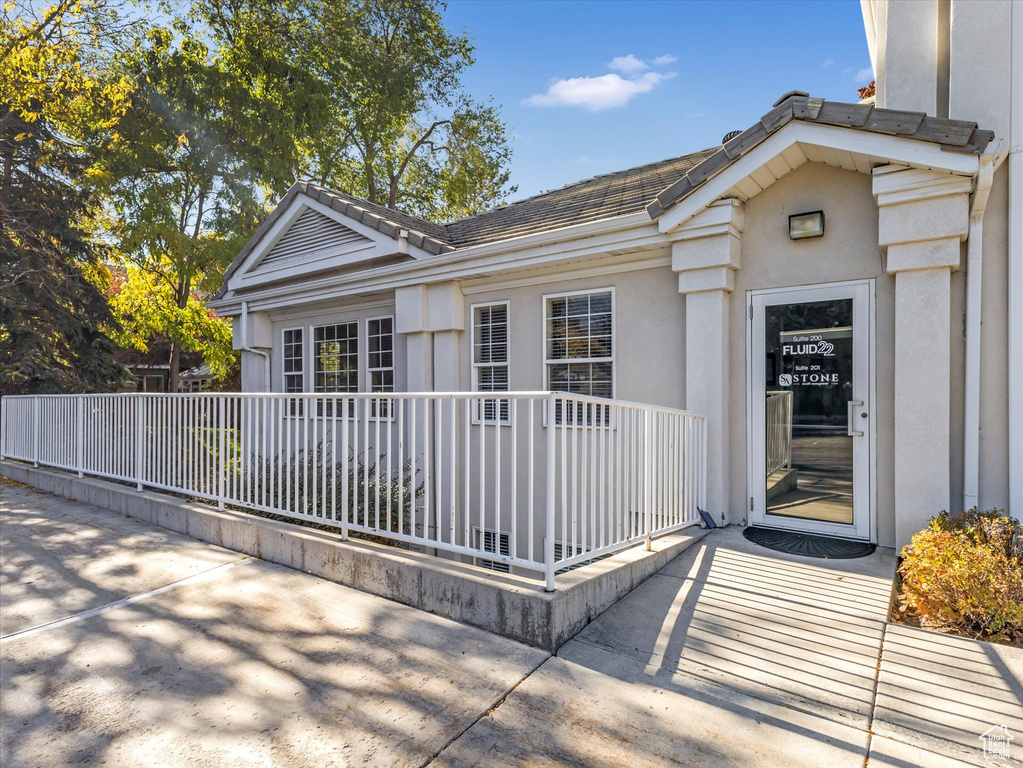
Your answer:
[210,0,1022,557]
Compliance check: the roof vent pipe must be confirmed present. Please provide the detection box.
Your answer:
[722,130,742,144]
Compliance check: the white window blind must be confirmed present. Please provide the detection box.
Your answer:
[473,303,510,423]
[545,290,613,425]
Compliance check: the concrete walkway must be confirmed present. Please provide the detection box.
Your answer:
[1,481,549,767]
[3,480,1021,767]
[434,528,1023,768]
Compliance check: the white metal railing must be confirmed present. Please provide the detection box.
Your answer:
[0,392,707,590]
[765,390,794,475]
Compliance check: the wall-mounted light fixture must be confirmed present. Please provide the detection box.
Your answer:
[789,210,825,240]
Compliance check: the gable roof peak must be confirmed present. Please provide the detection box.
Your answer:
[648,93,995,221]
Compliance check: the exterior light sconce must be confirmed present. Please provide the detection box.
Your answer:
[789,210,825,240]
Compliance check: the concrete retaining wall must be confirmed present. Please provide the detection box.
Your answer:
[1,460,706,651]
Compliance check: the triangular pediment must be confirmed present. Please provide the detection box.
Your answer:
[227,194,432,293]
[255,206,373,271]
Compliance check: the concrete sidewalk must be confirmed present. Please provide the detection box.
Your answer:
[3,480,1021,767]
[1,481,549,767]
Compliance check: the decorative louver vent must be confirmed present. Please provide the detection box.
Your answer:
[258,207,371,269]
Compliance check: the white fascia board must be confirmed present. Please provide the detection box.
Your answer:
[656,124,803,234]
[656,121,980,235]
[795,122,979,174]
[227,195,432,293]
[871,166,974,205]
[210,212,659,316]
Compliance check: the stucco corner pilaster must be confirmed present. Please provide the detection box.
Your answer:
[395,284,428,335]
[395,281,465,334]
[873,164,971,275]
[677,267,735,294]
[872,166,969,547]
[669,198,744,295]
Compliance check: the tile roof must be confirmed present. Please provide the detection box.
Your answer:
[441,148,718,247]
[220,92,994,296]
[646,91,995,219]
[301,147,719,250]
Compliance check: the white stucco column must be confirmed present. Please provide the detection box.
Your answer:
[669,199,744,525]
[874,165,972,549]
[396,285,432,391]
[232,308,272,392]
[427,282,465,392]
[395,282,464,392]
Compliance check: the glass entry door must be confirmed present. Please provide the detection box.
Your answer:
[748,282,872,540]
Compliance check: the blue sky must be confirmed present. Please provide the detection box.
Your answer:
[442,0,873,202]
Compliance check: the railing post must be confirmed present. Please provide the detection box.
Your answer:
[32,395,39,467]
[135,395,144,491]
[0,395,6,462]
[644,409,652,551]
[544,393,557,592]
[700,418,708,516]
[76,397,84,478]
[218,396,226,510]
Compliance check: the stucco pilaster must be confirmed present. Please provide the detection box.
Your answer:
[873,165,970,549]
[232,310,271,392]
[395,281,464,392]
[669,198,744,524]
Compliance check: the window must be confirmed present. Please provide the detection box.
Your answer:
[283,328,304,415]
[472,303,509,423]
[368,316,394,418]
[544,289,613,425]
[314,322,359,392]
[475,529,511,573]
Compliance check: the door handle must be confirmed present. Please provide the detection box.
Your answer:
[848,400,864,437]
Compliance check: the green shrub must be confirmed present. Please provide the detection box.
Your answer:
[243,443,424,547]
[899,508,1023,645]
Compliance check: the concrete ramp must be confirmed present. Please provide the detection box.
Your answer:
[436,526,897,767]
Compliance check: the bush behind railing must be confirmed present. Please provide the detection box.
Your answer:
[241,443,424,548]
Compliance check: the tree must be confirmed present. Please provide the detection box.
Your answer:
[0,0,131,394]
[197,0,515,222]
[109,265,234,379]
[95,22,302,390]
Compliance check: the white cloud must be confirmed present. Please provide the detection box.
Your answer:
[525,71,675,111]
[652,54,678,66]
[608,54,648,74]
[822,59,834,68]
[854,66,873,81]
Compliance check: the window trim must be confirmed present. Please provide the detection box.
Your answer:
[281,326,307,393]
[542,287,616,426]
[281,326,307,417]
[470,300,511,426]
[311,319,360,395]
[366,314,395,392]
[366,314,396,421]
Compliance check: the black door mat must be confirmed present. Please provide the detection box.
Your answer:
[743,526,876,559]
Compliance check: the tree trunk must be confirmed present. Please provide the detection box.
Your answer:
[167,275,191,393]
[167,341,181,393]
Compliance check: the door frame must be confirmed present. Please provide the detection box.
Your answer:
[745,279,877,543]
